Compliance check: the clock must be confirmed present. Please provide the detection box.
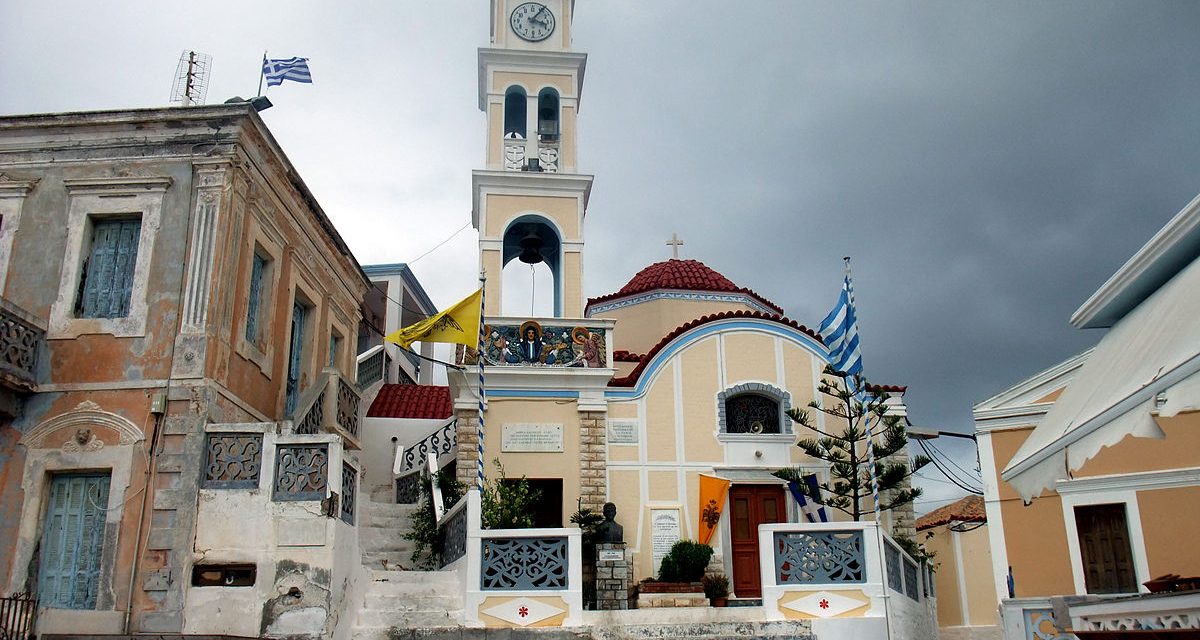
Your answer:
[510,2,555,42]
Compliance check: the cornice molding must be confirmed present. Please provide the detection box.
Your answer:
[1056,466,1200,495]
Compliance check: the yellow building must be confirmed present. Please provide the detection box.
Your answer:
[917,495,1000,640]
[976,193,1200,638]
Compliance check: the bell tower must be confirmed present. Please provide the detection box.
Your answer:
[474,0,592,317]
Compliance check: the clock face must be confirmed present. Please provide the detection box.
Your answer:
[510,2,555,42]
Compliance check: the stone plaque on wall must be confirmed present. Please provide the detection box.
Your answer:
[501,423,564,452]
[650,508,681,573]
[607,419,638,444]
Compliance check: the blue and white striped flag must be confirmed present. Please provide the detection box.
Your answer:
[818,273,863,377]
[262,57,313,87]
[787,475,829,523]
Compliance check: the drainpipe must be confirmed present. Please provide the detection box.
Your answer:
[125,403,164,633]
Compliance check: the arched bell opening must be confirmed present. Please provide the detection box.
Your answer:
[504,86,527,139]
[501,215,562,317]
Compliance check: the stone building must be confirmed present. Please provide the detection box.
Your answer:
[0,104,371,635]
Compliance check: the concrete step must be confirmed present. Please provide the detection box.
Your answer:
[361,551,415,571]
[364,569,460,595]
[364,499,419,515]
[363,592,461,611]
[355,607,464,628]
[358,524,414,551]
[589,620,813,640]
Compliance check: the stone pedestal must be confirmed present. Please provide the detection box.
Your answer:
[595,542,632,610]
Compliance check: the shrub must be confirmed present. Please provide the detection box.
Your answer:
[703,573,729,599]
[657,540,713,582]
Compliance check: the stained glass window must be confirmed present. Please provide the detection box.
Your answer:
[725,393,781,434]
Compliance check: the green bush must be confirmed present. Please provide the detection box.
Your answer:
[657,540,713,582]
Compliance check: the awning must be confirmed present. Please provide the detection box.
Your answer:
[710,468,789,484]
[1001,255,1200,501]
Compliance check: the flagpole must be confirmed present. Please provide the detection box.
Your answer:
[476,270,487,490]
[257,51,267,96]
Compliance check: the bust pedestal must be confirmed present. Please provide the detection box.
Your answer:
[594,542,631,610]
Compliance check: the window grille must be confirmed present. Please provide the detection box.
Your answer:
[77,218,140,318]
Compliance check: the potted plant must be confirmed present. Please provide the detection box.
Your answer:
[640,540,713,595]
[703,573,729,607]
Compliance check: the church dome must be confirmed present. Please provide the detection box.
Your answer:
[587,259,784,315]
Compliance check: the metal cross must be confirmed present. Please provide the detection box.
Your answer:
[666,233,684,259]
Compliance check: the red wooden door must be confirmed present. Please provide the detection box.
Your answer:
[729,484,786,598]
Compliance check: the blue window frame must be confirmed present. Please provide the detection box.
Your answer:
[39,473,110,609]
[245,252,267,343]
[77,218,140,318]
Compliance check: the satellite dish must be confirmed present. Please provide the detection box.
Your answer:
[170,50,212,106]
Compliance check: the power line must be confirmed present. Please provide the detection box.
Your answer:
[918,439,983,495]
[919,437,982,488]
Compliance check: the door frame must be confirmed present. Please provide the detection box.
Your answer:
[1058,486,1150,595]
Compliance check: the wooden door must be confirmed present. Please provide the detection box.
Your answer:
[40,474,111,609]
[729,484,786,598]
[1075,503,1137,594]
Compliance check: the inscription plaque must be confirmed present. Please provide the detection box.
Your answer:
[501,423,564,452]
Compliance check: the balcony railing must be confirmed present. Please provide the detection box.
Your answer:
[463,318,610,369]
[0,297,44,391]
[356,345,391,387]
[288,367,362,449]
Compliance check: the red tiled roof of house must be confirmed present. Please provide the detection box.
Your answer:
[613,350,644,362]
[609,310,823,387]
[586,259,784,314]
[867,383,908,394]
[367,384,453,420]
[915,495,986,531]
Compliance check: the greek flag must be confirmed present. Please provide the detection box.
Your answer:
[262,57,312,87]
[818,273,863,377]
[787,475,829,523]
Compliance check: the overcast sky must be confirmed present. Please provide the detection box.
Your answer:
[5,1,1200,512]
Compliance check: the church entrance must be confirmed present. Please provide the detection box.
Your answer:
[728,484,786,598]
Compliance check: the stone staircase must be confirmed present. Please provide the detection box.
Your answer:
[351,491,465,640]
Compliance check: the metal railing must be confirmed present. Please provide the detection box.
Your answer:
[356,345,390,387]
[0,592,37,640]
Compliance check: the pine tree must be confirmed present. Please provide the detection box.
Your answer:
[776,365,930,521]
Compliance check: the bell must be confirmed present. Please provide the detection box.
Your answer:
[518,230,543,264]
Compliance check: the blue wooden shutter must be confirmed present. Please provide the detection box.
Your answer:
[285,302,306,415]
[80,219,140,318]
[246,253,266,342]
[39,474,110,609]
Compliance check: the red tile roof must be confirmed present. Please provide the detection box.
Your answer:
[867,383,908,394]
[613,350,644,362]
[586,259,784,314]
[915,495,986,531]
[609,310,823,387]
[367,384,453,420]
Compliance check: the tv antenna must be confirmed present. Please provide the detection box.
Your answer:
[170,50,212,106]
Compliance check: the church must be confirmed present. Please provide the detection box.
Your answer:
[426,0,916,600]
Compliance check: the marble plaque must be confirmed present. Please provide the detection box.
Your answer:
[501,423,564,452]
[650,508,681,572]
[607,419,638,444]
[598,548,624,562]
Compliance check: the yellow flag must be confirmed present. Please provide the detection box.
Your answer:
[384,288,482,350]
[697,474,731,545]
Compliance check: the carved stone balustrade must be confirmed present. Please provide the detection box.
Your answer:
[288,367,362,449]
[0,296,44,393]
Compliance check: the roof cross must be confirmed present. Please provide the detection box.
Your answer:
[666,233,684,260]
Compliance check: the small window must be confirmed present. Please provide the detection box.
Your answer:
[537,88,559,137]
[504,86,527,138]
[329,331,342,368]
[725,393,781,434]
[191,564,256,587]
[245,251,269,344]
[76,217,141,318]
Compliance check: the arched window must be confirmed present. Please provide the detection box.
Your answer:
[504,86,527,139]
[537,88,559,138]
[717,383,793,435]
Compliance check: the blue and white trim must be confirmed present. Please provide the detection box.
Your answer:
[586,290,779,317]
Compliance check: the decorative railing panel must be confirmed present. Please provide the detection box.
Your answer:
[504,140,526,171]
[480,537,569,590]
[396,472,421,504]
[465,320,607,368]
[340,462,357,525]
[538,142,559,173]
[293,390,324,435]
[903,557,920,600]
[397,419,457,475]
[202,434,263,489]
[273,444,329,501]
[0,299,43,387]
[439,501,469,568]
[357,347,386,386]
[884,542,903,593]
[336,377,360,438]
[773,530,865,584]
[0,592,37,640]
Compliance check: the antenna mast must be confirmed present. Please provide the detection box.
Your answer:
[170,50,212,106]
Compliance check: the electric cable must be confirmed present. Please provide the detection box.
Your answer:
[918,439,983,494]
[918,438,983,490]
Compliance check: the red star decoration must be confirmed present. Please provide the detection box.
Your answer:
[819,599,830,609]
[518,606,529,617]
